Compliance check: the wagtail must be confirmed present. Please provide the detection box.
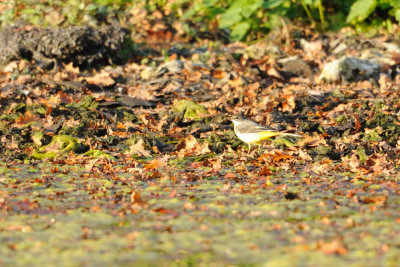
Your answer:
[231,115,303,153]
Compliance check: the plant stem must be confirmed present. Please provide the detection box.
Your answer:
[318,0,326,29]
[300,0,315,27]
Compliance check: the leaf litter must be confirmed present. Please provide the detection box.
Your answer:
[0,17,400,266]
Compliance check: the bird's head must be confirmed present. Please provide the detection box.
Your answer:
[230,114,247,126]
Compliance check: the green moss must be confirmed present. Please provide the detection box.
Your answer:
[84,149,116,160]
[171,100,208,120]
[272,136,299,147]
[336,114,350,124]
[206,131,236,152]
[67,95,98,109]
[31,135,88,159]
[362,129,382,142]
[313,145,332,156]
[356,148,368,163]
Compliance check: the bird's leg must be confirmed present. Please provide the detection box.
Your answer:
[247,144,252,155]
[257,144,261,154]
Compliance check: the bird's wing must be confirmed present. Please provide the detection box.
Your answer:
[236,124,277,133]
[252,125,278,133]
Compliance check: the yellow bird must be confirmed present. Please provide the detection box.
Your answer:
[231,115,303,153]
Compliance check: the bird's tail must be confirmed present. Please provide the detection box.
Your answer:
[258,131,303,140]
[278,132,303,138]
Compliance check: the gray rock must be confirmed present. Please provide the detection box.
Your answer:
[319,57,380,83]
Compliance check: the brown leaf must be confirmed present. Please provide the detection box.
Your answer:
[144,156,169,171]
[175,135,210,157]
[130,190,146,205]
[58,91,74,104]
[353,113,361,133]
[116,122,126,129]
[318,239,348,255]
[153,207,178,217]
[360,153,390,175]
[203,156,223,172]
[64,62,80,75]
[267,65,284,80]
[176,135,198,151]
[228,76,245,89]
[113,131,130,137]
[127,139,151,157]
[14,110,39,127]
[155,115,168,132]
[224,172,236,179]
[258,151,293,163]
[259,166,272,176]
[281,94,296,112]
[361,195,387,205]
[3,61,18,73]
[84,69,115,86]
[298,149,312,161]
[213,70,227,79]
[168,190,177,198]
[299,134,327,147]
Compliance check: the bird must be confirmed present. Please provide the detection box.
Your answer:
[231,115,303,154]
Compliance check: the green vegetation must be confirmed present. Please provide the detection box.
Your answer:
[1,162,399,266]
[1,0,400,41]
[171,100,208,120]
[1,0,400,266]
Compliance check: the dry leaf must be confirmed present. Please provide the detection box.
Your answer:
[127,139,151,157]
[84,69,115,87]
[299,134,327,147]
[281,94,296,112]
[14,110,40,127]
[318,239,348,255]
[175,135,210,157]
[144,155,169,171]
[130,190,146,206]
[258,151,293,163]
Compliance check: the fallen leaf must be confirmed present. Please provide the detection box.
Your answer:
[144,155,169,171]
[83,69,115,86]
[175,135,210,157]
[281,94,296,112]
[318,239,348,255]
[361,195,387,205]
[14,110,39,127]
[153,207,178,217]
[127,139,151,157]
[130,190,146,205]
[353,113,362,133]
[299,134,327,147]
[258,151,293,163]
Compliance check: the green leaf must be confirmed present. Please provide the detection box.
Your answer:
[303,0,314,6]
[218,5,243,28]
[396,9,400,22]
[219,0,262,25]
[230,21,251,41]
[241,0,264,18]
[203,0,218,7]
[263,13,282,29]
[181,2,201,20]
[379,0,400,9]
[262,0,286,9]
[346,0,377,23]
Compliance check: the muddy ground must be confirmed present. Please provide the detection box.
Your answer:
[0,22,400,266]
